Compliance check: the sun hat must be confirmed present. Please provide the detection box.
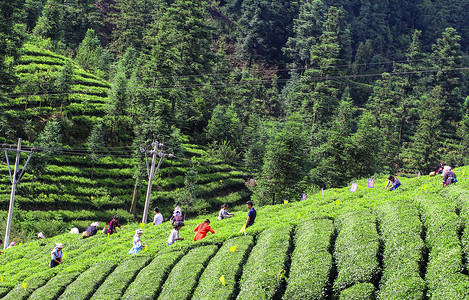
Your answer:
[55,243,63,249]
[136,229,143,234]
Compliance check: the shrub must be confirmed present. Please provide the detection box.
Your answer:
[415,194,469,298]
[90,256,151,300]
[58,261,117,300]
[333,211,379,294]
[29,272,80,300]
[376,201,425,300]
[236,225,293,299]
[283,219,334,300]
[122,251,183,299]
[339,283,375,300]
[158,245,219,300]
[192,236,254,300]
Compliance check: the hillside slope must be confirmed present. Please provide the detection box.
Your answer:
[2,168,469,299]
[0,43,251,237]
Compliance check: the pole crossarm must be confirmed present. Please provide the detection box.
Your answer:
[141,140,173,224]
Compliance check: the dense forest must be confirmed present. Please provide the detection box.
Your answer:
[1,0,469,206]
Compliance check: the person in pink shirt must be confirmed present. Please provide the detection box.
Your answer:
[193,219,215,241]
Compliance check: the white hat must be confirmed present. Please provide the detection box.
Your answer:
[136,229,143,234]
[38,232,44,239]
[55,243,63,249]
[91,222,99,227]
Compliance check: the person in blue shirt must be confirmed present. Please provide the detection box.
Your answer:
[385,175,401,191]
[129,229,148,254]
[50,243,64,268]
[245,201,256,228]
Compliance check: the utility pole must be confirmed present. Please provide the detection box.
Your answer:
[141,140,173,224]
[2,139,34,249]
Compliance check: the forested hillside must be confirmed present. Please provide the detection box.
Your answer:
[1,0,469,233]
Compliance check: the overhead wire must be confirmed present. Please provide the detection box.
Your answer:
[3,64,469,99]
[2,53,469,90]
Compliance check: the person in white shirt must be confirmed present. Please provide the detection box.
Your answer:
[69,225,79,234]
[167,224,184,246]
[153,207,164,225]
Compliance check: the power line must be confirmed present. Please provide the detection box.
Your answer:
[3,65,469,99]
[2,53,469,90]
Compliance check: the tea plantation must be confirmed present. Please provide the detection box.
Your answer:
[2,167,469,299]
[0,42,251,237]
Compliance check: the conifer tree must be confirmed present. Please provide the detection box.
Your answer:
[254,116,310,205]
[409,86,445,173]
[299,6,351,127]
[429,27,464,130]
[310,97,355,188]
[284,0,325,69]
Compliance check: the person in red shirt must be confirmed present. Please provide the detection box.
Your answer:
[193,219,215,241]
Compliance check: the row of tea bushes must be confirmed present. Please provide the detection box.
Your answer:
[415,194,469,298]
[283,218,335,300]
[333,210,379,295]
[192,236,254,300]
[90,256,152,300]
[58,261,118,300]
[236,225,293,299]
[376,201,426,299]
[122,251,184,299]
[158,245,219,300]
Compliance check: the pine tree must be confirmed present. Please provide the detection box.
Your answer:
[86,122,105,179]
[409,86,445,173]
[366,73,405,171]
[33,0,64,43]
[253,116,310,205]
[0,0,25,88]
[76,28,111,77]
[284,0,325,69]
[429,27,464,130]
[141,0,215,132]
[110,0,158,55]
[29,118,62,195]
[350,111,382,178]
[299,6,351,127]
[310,97,355,188]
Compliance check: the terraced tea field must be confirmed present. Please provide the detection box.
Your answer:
[2,168,469,299]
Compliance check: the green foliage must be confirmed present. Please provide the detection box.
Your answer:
[375,201,425,299]
[254,117,310,205]
[29,272,80,300]
[90,256,151,299]
[415,194,469,298]
[333,211,379,294]
[283,218,334,300]
[339,283,375,300]
[192,236,254,299]
[58,262,117,300]
[122,251,183,299]
[76,29,111,79]
[158,245,219,300]
[237,225,292,299]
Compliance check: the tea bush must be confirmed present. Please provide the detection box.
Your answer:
[283,218,334,300]
[416,194,469,298]
[192,236,254,300]
[333,211,379,294]
[57,261,117,300]
[158,245,219,300]
[90,256,151,300]
[29,272,81,300]
[122,251,184,299]
[375,201,425,299]
[339,282,375,300]
[236,225,293,299]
